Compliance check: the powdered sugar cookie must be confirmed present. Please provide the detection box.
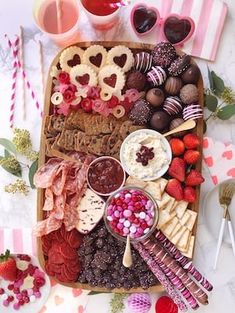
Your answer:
[70,64,97,88]
[107,45,134,73]
[98,65,125,94]
[83,45,107,73]
[59,46,84,73]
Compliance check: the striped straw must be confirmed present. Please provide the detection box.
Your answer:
[7,36,20,128]
[5,34,43,118]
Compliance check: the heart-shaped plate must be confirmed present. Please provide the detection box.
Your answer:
[130,3,160,36]
[162,14,195,45]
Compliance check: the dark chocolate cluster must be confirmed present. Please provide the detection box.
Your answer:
[77,223,158,289]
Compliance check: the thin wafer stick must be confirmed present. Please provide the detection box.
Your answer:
[38,40,45,98]
[56,0,62,34]
[19,26,26,120]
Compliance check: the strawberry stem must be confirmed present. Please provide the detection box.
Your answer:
[0,249,10,263]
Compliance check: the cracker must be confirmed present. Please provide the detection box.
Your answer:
[125,176,148,189]
[161,217,178,237]
[170,223,182,238]
[182,236,195,258]
[156,193,172,210]
[171,226,187,245]
[177,229,191,251]
[175,201,189,219]
[185,210,198,231]
[179,211,191,226]
[157,210,176,229]
[145,181,162,201]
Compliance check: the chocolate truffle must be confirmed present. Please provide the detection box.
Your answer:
[146,88,165,107]
[152,42,177,68]
[183,104,203,120]
[134,52,153,73]
[180,84,199,104]
[182,64,200,84]
[129,99,152,125]
[127,71,147,92]
[146,66,167,87]
[170,118,186,137]
[168,54,191,76]
[165,77,183,95]
[163,96,183,116]
[150,111,170,131]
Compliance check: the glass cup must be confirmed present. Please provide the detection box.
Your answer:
[33,0,81,46]
[79,0,120,30]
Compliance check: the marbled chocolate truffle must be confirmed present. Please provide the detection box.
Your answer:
[168,54,191,76]
[152,42,177,68]
[182,64,200,84]
[163,96,182,116]
[146,88,165,107]
[150,111,170,132]
[165,77,183,95]
[170,118,186,137]
[126,71,147,92]
[180,84,199,104]
[134,52,153,73]
[129,99,152,125]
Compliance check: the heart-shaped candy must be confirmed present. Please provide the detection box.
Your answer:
[163,15,195,45]
[131,4,159,35]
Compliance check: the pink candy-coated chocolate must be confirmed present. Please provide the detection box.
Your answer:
[13,302,20,310]
[106,189,155,239]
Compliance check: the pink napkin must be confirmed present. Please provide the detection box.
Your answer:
[0,228,89,313]
[203,137,235,185]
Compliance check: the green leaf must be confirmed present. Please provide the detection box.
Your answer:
[211,71,225,96]
[217,105,235,120]
[4,149,11,158]
[88,291,108,296]
[0,138,16,155]
[205,94,218,112]
[1,165,22,177]
[207,66,214,91]
[28,159,38,189]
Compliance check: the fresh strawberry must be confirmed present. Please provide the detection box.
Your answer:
[183,133,200,149]
[184,186,197,203]
[169,138,185,156]
[168,157,186,182]
[185,169,205,186]
[0,250,17,281]
[166,179,184,201]
[184,150,200,165]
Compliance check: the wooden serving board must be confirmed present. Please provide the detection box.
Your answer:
[37,41,204,293]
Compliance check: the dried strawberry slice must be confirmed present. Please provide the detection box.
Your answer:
[54,230,65,244]
[60,224,66,239]
[55,272,68,283]
[48,250,64,264]
[65,262,80,275]
[49,263,62,274]
[61,264,78,282]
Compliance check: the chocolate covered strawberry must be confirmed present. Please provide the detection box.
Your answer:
[168,157,185,182]
[166,179,183,201]
[183,133,200,149]
[185,169,205,186]
[0,250,17,281]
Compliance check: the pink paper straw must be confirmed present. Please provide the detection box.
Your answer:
[7,36,20,128]
[5,34,43,118]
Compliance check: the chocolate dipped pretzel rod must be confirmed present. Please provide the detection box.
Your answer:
[143,239,209,306]
[155,231,213,291]
[134,242,188,312]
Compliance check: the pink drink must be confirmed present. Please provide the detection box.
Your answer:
[34,0,80,46]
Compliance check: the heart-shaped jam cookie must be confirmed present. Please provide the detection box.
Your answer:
[99,65,125,93]
[131,5,159,36]
[107,45,134,73]
[59,46,84,73]
[83,45,107,73]
[163,15,195,45]
[70,64,97,88]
